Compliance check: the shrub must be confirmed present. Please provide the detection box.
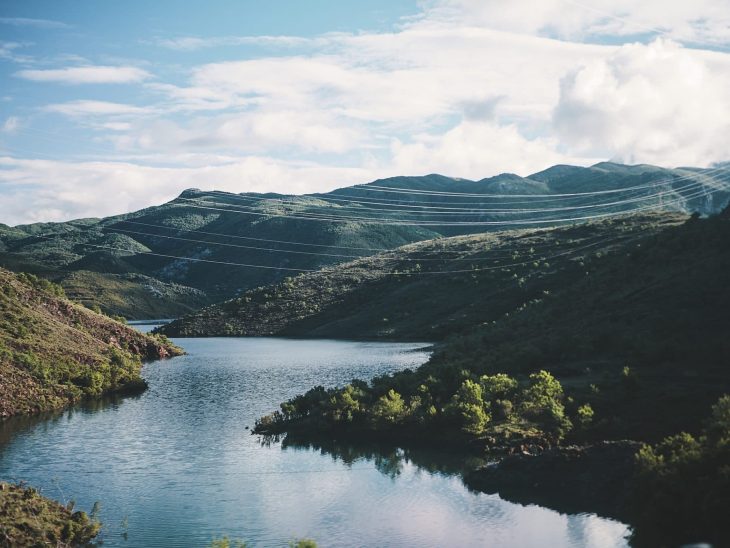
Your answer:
[480,373,518,400]
[328,384,363,423]
[521,370,572,439]
[450,379,490,435]
[368,389,406,427]
[631,395,730,547]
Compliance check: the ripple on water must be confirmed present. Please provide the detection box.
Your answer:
[0,335,629,547]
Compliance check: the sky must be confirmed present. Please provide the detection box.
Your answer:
[1,0,730,225]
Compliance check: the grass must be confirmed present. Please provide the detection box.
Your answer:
[0,267,183,418]
[0,482,100,547]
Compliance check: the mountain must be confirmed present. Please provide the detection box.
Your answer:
[0,268,181,418]
[158,212,686,339]
[1,162,728,319]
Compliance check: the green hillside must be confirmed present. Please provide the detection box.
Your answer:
[252,208,730,442]
[1,162,727,319]
[0,268,182,418]
[158,212,686,339]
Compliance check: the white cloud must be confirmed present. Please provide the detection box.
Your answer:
[154,35,316,51]
[109,110,363,155]
[419,0,730,46]
[0,41,33,63]
[390,119,575,179]
[100,122,132,131]
[45,100,151,117]
[554,39,730,166]
[0,156,371,225]
[1,117,20,133]
[15,65,151,84]
[183,30,602,128]
[0,17,69,29]
[126,28,606,164]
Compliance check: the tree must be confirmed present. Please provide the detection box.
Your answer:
[521,370,572,439]
[328,384,363,423]
[451,379,490,435]
[369,389,406,427]
[480,373,518,400]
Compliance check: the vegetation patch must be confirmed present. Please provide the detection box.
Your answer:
[0,482,100,547]
[0,267,183,418]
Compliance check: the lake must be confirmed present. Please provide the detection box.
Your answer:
[0,330,630,547]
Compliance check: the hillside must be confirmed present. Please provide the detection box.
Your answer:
[0,482,100,547]
[1,162,727,319]
[251,207,730,546]
[158,212,686,339]
[0,268,182,418]
[253,207,730,443]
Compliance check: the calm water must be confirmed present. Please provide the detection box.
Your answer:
[0,329,629,547]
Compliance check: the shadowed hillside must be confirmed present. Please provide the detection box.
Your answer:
[252,207,730,444]
[158,212,686,340]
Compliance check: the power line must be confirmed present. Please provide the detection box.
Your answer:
[173,181,724,227]
[110,218,604,256]
[104,227,368,259]
[197,178,709,217]
[101,225,614,263]
[111,220,394,252]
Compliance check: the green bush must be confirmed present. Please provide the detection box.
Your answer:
[449,380,490,435]
[520,370,572,439]
[576,403,594,428]
[368,389,406,426]
[631,395,730,547]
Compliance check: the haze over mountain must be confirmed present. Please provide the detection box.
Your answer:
[1,161,728,319]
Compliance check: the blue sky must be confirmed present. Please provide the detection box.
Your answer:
[1,0,729,224]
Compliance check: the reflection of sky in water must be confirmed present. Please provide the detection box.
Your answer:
[0,336,628,547]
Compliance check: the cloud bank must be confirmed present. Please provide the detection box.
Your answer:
[1,0,730,224]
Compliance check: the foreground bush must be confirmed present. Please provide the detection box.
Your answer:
[0,482,100,547]
[631,395,730,547]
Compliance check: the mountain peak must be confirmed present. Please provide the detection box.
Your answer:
[178,188,203,199]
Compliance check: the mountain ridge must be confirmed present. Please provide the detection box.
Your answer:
[1,162,727,319]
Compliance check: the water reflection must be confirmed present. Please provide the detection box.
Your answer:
[281,433,487,482]
[0,392,142,452]
[0,335,629,547]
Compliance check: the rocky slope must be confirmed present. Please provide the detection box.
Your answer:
[0,268,182,418]
[0,482,100,547]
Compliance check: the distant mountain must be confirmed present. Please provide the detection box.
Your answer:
[1,162,728,319]
[0,268,181,418]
